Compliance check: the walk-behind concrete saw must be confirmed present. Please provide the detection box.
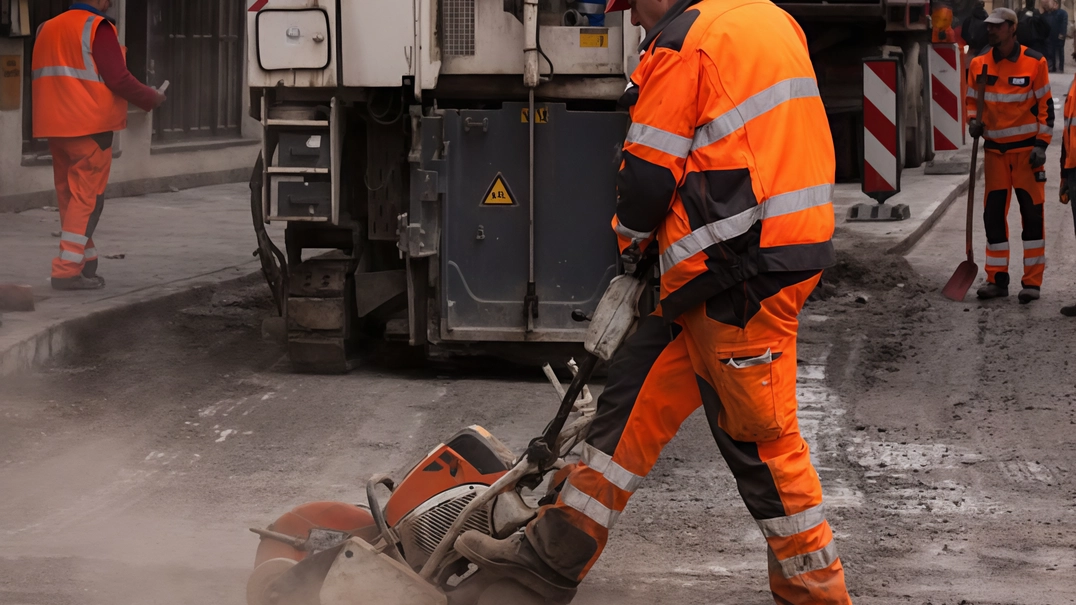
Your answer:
[245,263,650,605]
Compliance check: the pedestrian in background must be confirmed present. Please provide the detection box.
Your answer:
[1017,0,1051,57]
[31,0,165,290]
[1044,0,1069,72]
[967,7,1053,303]
[963,1,991,55]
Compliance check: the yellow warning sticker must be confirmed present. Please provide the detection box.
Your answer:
[482,173,516,205]
[579,29,609,48]
[520,107,549,124]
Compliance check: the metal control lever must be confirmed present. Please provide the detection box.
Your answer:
[571,309,591,322]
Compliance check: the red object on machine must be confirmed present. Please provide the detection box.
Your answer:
[253,501,378,566]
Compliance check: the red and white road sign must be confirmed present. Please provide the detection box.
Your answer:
[929,44,964,152]
[862,58,902,201]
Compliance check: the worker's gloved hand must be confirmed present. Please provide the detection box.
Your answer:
[1061,179,1071,204]
[1029,147,1047,168]
[1065,177,1076,205]
[968,118,984,139]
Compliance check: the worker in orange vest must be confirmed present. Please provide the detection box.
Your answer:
[455,0,851,602]
[31,1,165,290]
[1059,49,1076,317]
[966,7,1053,303]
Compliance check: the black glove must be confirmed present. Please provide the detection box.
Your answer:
[1066,175,1076,204]
[1030,146,1047,168]
[968,118,984,139]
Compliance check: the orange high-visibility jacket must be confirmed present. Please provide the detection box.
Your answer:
[1062,77,1076,172]
[32,8,127,139]
[965,45,1052,151]
[612,0,835,320]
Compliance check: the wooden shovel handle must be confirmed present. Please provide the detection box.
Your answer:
[967,64,988,261]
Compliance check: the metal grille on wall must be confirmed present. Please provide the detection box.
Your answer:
[151,0,244,141]
[442,0,475,56]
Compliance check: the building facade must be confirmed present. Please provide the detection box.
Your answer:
[0,0,260,212]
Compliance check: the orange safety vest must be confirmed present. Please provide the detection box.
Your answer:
[1063,77,1076,171]
[31,8,127,139]
[965,45,1052,150]
[612,0,835,320]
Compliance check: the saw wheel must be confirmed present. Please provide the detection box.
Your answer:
[247,557,297,605]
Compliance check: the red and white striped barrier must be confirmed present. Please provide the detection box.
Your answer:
[929,43,964,152]
[862,58,902,202]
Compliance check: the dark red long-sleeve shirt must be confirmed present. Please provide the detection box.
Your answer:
[91,21,160,112]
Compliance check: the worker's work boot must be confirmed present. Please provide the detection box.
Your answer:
[976,282,1009,300]
[455,531,578,603]
[51,275,106,291]
[1061,304,1076,317]
[1018,286,1040,304]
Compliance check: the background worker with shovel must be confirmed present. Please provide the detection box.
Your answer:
[966,7,1054,303]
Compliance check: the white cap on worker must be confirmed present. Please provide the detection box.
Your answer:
[984,7,1018,24]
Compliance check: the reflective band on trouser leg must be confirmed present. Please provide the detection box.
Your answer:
[527,318,703,581]
[1023,240,1046,287]
[50,136,113,279]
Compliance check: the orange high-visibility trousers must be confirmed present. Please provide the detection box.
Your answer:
[49,134,112,279]
[982,148,1046,289]
[526,271,851,604]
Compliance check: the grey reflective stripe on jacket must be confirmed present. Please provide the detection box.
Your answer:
[32,14,103,83]
[626,123,693,159]
[692,77,821,151]
[659,183,833,274]
[985,122,1040,139]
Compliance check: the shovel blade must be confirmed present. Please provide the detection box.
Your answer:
[943,260,978,301]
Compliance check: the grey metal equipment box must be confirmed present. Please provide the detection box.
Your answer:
[439,102,628,342]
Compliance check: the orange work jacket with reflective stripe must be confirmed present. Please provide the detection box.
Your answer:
[1062,77,1076,172]
[965,44,1052,152]
[31,8,127,139]
[611,0,836,321]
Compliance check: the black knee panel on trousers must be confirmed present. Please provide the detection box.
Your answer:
[586,316,680,455]
[983,190,1010,244]
[1015,190,1045,241]
[697,377,785,520]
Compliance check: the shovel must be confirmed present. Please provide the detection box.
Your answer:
[943,64,988,302]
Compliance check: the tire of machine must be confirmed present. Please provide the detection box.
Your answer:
[287,258,357,374]
[903,40,930,168]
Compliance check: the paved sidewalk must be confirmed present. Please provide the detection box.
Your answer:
[834,146,980,254]
[0,183,282,376]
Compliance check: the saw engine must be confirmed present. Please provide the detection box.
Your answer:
[247,426,564,605]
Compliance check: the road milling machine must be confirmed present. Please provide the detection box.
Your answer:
[248,0,640,373]
[247,0,941,373]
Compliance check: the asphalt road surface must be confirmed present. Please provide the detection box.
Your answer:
[4,97,1076,605]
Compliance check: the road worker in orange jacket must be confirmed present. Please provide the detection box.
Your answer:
[455,0,852,602]
[1058,58,1076,317]
[32,0,165,290]
[966,7,1053,303]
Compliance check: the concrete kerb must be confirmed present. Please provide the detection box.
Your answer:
[0,266,265,377]
[886,160,985,256]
